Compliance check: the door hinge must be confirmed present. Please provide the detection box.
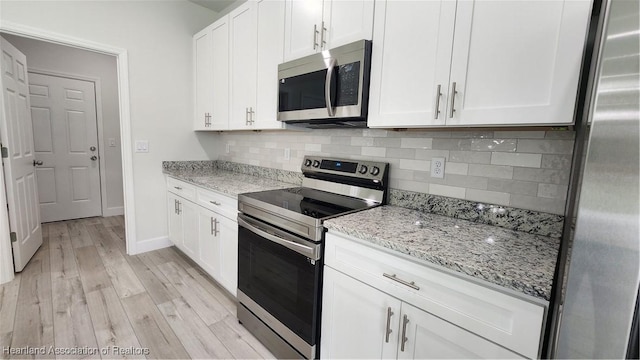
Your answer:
[1,146,8,159]
[9,232,16,243]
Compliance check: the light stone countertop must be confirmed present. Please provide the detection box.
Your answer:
[163,168,296,198]
[324,205,560,301]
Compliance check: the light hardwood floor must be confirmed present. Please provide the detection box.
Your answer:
[0,216,274,359]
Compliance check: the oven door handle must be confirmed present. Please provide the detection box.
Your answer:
[238,215,321,260]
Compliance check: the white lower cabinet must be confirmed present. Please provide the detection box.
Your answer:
[322,231,546,359]
[167,178,238,296]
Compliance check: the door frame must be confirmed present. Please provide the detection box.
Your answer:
[28,69,122,219]
[0,22,138,283]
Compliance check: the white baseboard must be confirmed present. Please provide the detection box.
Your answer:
[103,206,124,217]
[133,235,172,255]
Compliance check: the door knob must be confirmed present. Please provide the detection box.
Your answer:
[90,146,96,151]
[33,160,43,166]
[90,156,98,161]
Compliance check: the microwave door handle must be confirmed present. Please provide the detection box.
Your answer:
[325,58,337,117]
[237,215,320,260]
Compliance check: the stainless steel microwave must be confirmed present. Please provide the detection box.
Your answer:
[277,40,372,128]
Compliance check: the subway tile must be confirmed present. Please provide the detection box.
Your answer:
[396,179,429,193]
[545,130,576,139]
[429,183,466,198]
[510,194,566,215]
[320,144,361,155]
[361,147,387,157]
[415,149,450,160]
[468,164,514,179]
[304,143,322,152]
[541,154,573,169]
[400,138,433,149]
[411,170,431,182]
[387,130,452,138]
[517,139,574,154]
[426,174,489,190]
[249,147,260,154]
[373,137,402,147]
[513,167,570,185]
[431,138,472,150]
[351,137,375,146]
[444,162,469,175]
[537,183,569,200]
[491,152,542,168]
[362,129,388,137]
[471,139,517,152]
[389,169,416,181]
[450,131,494,139]
[466,189,511,206]
[487,179,538,196]
[494,131,546,139]
[449,151,491,164]
[386,148,416,159]
[331,136,352,145]
[399,159,431,171]
[264,142,278,149]
[310,136,332,144]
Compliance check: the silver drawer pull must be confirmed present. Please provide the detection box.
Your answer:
[385,307,394,343]
[383,273,420,290]
[209,201,221,206]
[173,186,182,190]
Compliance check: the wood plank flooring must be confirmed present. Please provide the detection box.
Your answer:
[0,216,274,359]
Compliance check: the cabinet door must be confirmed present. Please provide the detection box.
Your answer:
[198,208,222,279]
[218,215,238,296]
[229,2,258,130]
[398,302,522,359]
[167,193,183,247]
[210,15,230,130]
[446,0,591,126]
[194,26,213,131]
[322,0,374,49]
[180,199,199,259]
[367,0,456,128]
[321,266,400,359]
[283,0,323,61]
[254,0,286,130]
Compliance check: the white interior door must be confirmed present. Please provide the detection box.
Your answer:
[28,72,101,222]
[0,36,43,272]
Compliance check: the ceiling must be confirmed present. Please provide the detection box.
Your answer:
[188,0,237,13]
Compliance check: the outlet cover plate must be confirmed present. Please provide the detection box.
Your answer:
[431,157,445,178]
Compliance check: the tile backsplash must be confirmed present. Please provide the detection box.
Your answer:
[216,129,574,215]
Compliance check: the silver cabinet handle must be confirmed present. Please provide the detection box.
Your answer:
[325,58,337,117]
[204,112,211,127]
[449,81,457,118]
[33,160,43,166]
[210,217,215,235]
[214,218,219,236]
[400,314,409,352]
[174,199,178,214]
[383,273,420,290]
[385,307,394,343]
[209,200,221,206]
[245,107,249,125]
[434,84,442,119]
[177,200,181,215]
[174,186,182,190]
[248,107,254,124]
[313,24,319,50]
[321,21,327,49]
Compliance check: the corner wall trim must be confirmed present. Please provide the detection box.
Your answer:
[0,21,138,256]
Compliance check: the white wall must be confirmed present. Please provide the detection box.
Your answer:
[0,1,220,245]
[1,34,125,214]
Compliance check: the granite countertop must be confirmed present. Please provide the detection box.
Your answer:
[163,168,296,198]
[324,205,560,301]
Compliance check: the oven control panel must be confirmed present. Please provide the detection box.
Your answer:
[302,156,388,183]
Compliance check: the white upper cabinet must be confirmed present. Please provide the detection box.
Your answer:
[227,0,286,130]
[210,16,230,130]
[229,2,258,130]
[193,27,214,131]
[368,0,592,128]
[283,0,374,61]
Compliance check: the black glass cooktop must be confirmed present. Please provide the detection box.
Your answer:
[241,187,375,219]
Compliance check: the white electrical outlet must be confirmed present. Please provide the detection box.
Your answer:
[225,143,230,154]
[431,157,445,178]
[108,138,116,147]
[134,140,149,153]
[284,148,291,161]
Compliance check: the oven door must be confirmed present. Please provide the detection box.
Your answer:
[237,214,322,352]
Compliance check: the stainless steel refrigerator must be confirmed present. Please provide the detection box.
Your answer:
[546,0,639,358]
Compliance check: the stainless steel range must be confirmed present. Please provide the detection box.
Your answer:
[236,156,389,359]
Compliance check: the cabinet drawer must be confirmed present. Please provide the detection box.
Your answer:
[325,231,545,359]
[196,188,237,221]
[167,177,196,201]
